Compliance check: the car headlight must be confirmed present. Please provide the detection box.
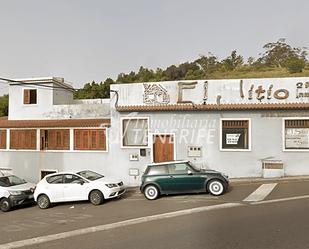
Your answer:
[9,191,23,196]
[105,183,118,188]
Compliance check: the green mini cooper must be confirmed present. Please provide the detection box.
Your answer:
[140,160,229,200]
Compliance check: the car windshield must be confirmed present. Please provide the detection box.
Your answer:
[77,170,104,181]
[0,175,27,187]
[188,162,201,172]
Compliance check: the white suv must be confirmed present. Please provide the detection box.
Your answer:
[34,170,126,209]
[0,175,36,212]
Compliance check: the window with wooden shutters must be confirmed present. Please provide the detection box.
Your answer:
[285,119,309,150]
[221,120,250,150]
[0,130,6,149]
[10,130,37,150]
[40,129,70,150]
[23,89,37,104]
[74,129,106,151]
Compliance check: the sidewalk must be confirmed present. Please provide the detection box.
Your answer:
[230,175,309,184]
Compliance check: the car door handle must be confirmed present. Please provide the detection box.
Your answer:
[169,175,174,178]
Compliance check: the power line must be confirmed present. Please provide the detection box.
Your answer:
[0,77,111,93]
[0,77,75,91]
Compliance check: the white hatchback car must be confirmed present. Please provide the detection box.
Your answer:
[34,170,126,209]
[0,175,36,212]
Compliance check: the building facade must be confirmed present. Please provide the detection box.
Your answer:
[0,77,111,182]
[1,76,309,186]
[109,77,309,185]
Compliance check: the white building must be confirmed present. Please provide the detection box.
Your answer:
[0,77,111,181]
[1,76,309,185]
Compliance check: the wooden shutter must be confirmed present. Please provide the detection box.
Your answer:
[97,130,106,150]
[24,89,30,104]
[10,130,37,150]
[40,129,70,150]
[222,120,249,128]
[285,119,309,128]
[74,129,106,151]
[0,130,6,149]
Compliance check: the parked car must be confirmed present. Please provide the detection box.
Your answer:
[34,170,126,209]
[0,175,36,212]
[140,160,229,200]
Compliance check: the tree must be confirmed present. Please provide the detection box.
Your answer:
[260,38,307,68]
[74,78,114,99]
[286,57,306,73]
[0,95,9,117]
[195,53,220,77]
[221,50,244,71]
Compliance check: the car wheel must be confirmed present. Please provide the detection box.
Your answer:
[37,194,51,209]
[89,190,104,205]
[144,185,159,200]
[207,180,224,196]
[0,198,12,212]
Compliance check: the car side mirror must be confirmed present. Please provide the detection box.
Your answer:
[187,170,193,175]
[79,180,85,185]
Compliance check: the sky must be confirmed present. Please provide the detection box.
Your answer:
[0,0,309,95]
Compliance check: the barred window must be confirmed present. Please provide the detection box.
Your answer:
[221,120,249,150]
[285,119,309,150]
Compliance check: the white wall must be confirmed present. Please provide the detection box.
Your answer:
[8,83,109,120]
[114,77,309,106]
[53,84,74,105]
[9,84,54,120]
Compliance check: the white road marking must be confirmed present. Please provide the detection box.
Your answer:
[251,194,309,205]
[0,203,243,249]
[243,183,277,202]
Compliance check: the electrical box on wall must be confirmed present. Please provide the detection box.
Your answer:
[129,168,140,176]
[129,154,139,161]
[187,146,202,157]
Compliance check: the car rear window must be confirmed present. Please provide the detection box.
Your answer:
[146,166,168,176]
[46,175,63,184]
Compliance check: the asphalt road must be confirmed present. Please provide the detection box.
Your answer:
[1,179,309,249]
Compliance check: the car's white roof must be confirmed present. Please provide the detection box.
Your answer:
[43,170,100,178]
[148,160,189,166]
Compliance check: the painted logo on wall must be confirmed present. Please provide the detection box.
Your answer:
[143,84,170,105]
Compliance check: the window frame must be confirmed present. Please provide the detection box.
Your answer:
[23,88,38,105]
[283,117,309,152]
[121,117,150,148]
[40,129,70,151]
[9,129,38,150]
[40,169,58,179]
[220,118,251,152]
[73,128,108,152]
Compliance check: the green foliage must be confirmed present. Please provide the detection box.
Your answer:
[0,95,8,117]
[221,50,244,71]
[73,39,309,99]
[74,78,114,99]
[261,38,307,68]
[286,57,306,73]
